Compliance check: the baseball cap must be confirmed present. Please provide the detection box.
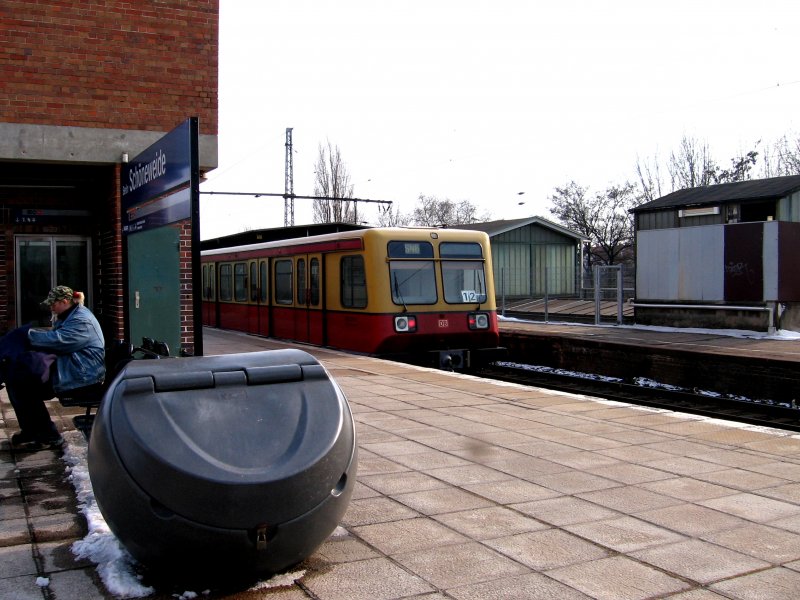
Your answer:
[43,285,74,306]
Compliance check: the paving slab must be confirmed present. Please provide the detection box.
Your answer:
[3,326,800,599]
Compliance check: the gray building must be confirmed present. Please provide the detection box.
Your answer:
[631,175,800,331]
[456,217,586,299]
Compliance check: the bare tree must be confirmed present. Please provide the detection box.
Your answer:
[668,136,718,190]
[764,134,800,177]
[410,194,488,227]
[708,146,759,184]
[312,141,356,223]
[377,204,410,227]
[549,181,642,266]
[634,153,664,204]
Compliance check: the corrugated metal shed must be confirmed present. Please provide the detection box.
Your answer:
[457,216,586,241]
[456,217,586,297]
[632,175,800,331]
[633,174,800,213]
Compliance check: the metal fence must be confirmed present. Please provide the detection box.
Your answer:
[497,263,636,325]
[580,264,636,301]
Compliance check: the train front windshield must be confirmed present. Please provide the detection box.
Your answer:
[388,241,437,304]
[440,242,487,304]
[388,240,488,306]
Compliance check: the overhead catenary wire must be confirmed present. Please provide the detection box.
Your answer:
[199,191,393,206]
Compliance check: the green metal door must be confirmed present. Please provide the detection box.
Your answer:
[127,227,180,355]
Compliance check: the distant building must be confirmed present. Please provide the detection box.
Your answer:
[631,175,800,331]
[1,2,219,353]
[456,217,586,299]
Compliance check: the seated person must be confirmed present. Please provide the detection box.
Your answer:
[1,285,105,449]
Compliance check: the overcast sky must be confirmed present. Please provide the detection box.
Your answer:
[199,0,800,240]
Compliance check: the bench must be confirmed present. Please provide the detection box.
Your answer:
[59,338,170,436]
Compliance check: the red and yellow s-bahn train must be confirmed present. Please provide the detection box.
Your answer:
[201,227,503,370]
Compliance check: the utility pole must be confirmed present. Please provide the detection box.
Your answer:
[284,127,294,227]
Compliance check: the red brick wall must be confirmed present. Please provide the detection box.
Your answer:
[0,0,218,135]
[178,220,195,355]
[97,164,126,342]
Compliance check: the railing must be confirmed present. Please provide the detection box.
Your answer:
[498,264,636,325]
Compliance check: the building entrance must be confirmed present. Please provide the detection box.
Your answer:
[15,236,91,325]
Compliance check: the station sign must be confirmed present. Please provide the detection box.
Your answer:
[121,119,194,233]
[123,187,191,234]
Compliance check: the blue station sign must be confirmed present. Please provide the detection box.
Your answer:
[121,119,193,231]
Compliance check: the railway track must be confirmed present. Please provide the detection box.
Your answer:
[476,362,800,433]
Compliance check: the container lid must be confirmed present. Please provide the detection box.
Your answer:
[105,349,355,529]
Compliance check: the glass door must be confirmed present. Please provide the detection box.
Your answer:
[16,236,91,326]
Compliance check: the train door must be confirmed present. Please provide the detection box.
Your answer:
[256,258,270,336]
[201,262,217,327]
[295,253,324,344]
[246,259,259,334]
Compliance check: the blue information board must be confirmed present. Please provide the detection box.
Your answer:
[121,119,193,232]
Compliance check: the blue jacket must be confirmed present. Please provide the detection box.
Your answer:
[28,305,106,393]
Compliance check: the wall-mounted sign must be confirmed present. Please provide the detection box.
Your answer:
[121,119,194,234]
[13,208,92,224]
[122,119,191,206]
[122,187,192,234]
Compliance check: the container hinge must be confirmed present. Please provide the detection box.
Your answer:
[256,526,269,551]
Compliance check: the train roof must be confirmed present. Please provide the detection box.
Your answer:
[200,223,368,251]
[200,227,491,258]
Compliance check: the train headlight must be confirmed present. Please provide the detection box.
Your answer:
[468,312,490,330]
[394,315,417,333]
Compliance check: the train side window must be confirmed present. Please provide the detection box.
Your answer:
[275,259,293,305]
[341,255,367,308]
[297,258,306,305]
[259,260,268,303]
[234,262,248,302]
[201,265,209,300]
[219,263,233,301]
[440,242,487,304]
[310,258,320,305]
[249,262,258,302]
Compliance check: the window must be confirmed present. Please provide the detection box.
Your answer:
[202,265,210,300]
[388,241,436,305]
[15,236,91,325]
[297,258,306,304]
[740,200,776,223]
[234,262,248,302]
[275,259,293,305]
[249,262,258,301]
[341,255,367,308]
[440,242,487,303]
[259,260,268,303]
[219,264,233,301]
[202,264,216,301]
[310,258,320,305]
[440,242,483,259]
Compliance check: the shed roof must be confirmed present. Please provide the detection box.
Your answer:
[632,174,800,213]
[455,216,586,241]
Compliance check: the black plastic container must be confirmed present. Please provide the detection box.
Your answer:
[87,349,357,580]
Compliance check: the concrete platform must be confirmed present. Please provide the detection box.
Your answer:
[2,327,800,598]
[499,319,800,402]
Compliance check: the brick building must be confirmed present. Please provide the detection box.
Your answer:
[0,1,219,354]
